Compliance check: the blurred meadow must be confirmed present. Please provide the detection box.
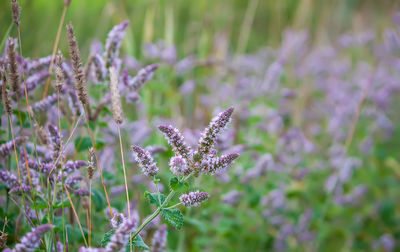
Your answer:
[1,0,400,251]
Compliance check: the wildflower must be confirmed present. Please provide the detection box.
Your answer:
[0,170,19,188]
[131,145,158,176]
[109,66,124,124]
[31,93,58,113]
[13,224,53,251]
[26,55,52,75]
[66,22,89,106]
[25,70,49,94]
[104,20,129,67]
[180,191,209,207]
[63,160,88,174]
[92,54,106,82]
[158,125,192,161]
[111,212,126,229]
[195,107,234,159]
[131,64,159,91]
[74,188,91,196]
[48,123,62,160]
[0,137,25,158]
[1,67,12,116]
[9,184,30,194]
[151,225,168,252]
[105,217,136,252]
[221,190,243,206]
[169,156,190,176]
[7,37,20,100]
[65,174,84,189]
[200,153,239,175]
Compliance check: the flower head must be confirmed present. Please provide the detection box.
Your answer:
[131,145,158,176]
[158,125,192,161]
[106,217,136,252]
[104,21,129,67]
[179,191,209,207]
[151,224,168,252]
[169,156,190,176]
[13,224,53,252]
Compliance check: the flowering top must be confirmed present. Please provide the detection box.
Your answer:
[196,107,234,159]
[169,156,190,176]
[105,217,136,252]
[151,224,168,252]
[13,224,53,252]
[131,145,159,176]
[179,191,210,207]
[104,20,129,67]
[158,125,192,161]
[200,153,240,175]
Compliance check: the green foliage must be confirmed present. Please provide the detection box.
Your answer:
[161,208,184,230]
[145,191,166,207]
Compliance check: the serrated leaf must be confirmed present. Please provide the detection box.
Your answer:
[169,177,188,191]
[101,229,115,247]
[161,208,183,229]
[126,234,149,250]
[145,191,166,207]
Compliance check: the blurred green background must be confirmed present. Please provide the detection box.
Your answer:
[0,0,398,59]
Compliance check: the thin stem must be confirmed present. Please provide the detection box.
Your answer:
[117,124,132,251]
[42,6,68,98]
[165,202,182,209]
[83,104,113,218]
[131,190,176,240]
[57,91,66,251]
[88,180,92,247]
[64,185,88,247]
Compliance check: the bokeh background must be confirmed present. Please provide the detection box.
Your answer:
[2,0,400,251]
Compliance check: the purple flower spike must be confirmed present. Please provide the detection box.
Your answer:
[201,153,240,175]
[104,20,129,67]
[0,169,19,188]
[106,217,136,252]
[151,224,168,252]
[158,125,192,161]
[48,123,62,160]
[179,191,210,207]
[13,224,54,251]
[131,64,159,91]
[25,70,50,94]
[169,156,190,176]
[131,145,159,176]
[196,107,234,159]
[0,136,25,158]
[31,93,58,113]
[74,188,91,196]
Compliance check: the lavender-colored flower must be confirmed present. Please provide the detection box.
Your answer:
[0,169,19,188]
[48,123,62,160]
[65,174,84,189]
[174,55,196,75]
[131,64,159,91]
[196,107,234,159]
[179,191,209,207]
[31,93,58,113]
[92,54,107,82]
[110,185,125,196]
[110,212,126,229]
[25,70,50,94]
[0,136,25,158]
[200,153,239,175]
[221,190,243,206]
[9,184,30,194]
[104,20,129,67]
[74,188,91,196]
[105,217,136,252]
[26,55,52,75]
[145,146,167,155]
[169,156,190,176]
[13,224,53,251]
[131,145,159,176]
[63,160,87,174]
[151,224,168,252]
[158,125,192,161]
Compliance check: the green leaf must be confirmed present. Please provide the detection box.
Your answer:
[169,177,188,191]
[53,200,72,209]
[126,234,149,250]
[101,229,115,247]
[92,188,106,211]
[74,136,92,152]
[145,191,166,207]
[161,208,183,229]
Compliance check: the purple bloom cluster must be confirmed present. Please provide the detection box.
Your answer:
[0,136,25,158]
[131,145,159,176]
[151,224,168,252]
[169,156,189,176]
[105,217,136,252]
[179,191,210,207]
[12,224,53,251]
[104,20,129,67]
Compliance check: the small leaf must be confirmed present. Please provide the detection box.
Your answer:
[169,177,179,190]
[126,234,149,250]
[161,208,184,229]
[92,188,106,211]
[101,229,115,247]
[145,191,166,207]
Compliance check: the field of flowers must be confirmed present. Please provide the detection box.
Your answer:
[0,0,400,251]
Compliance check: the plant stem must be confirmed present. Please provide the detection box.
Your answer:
[131,190,176,239]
